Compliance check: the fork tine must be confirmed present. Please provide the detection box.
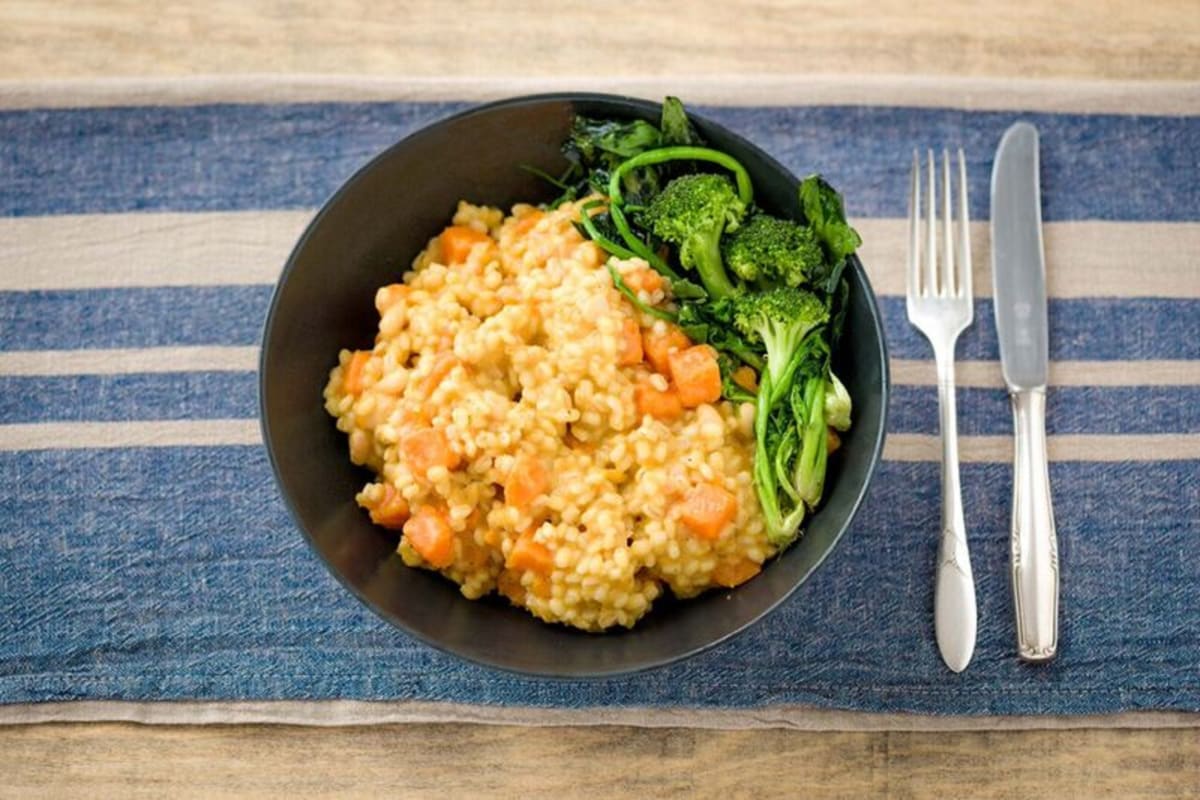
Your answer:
[941,149,954,297]
[908,150,920,297]
[956,148,972,299]
[925,149,937,295]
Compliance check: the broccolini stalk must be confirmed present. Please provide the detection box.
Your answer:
[608,146,754,208]
[578,200,680,281]
[608,203,677,278]
[793,374,829,508]
[604,261,678,323]
[577,200,638,260]
[731,288,830,546]
[753,374,808,546]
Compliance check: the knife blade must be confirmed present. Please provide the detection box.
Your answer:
[992,123,1049,390]
[991,122,1060,662]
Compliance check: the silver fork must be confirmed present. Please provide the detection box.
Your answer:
[906,149,977,673]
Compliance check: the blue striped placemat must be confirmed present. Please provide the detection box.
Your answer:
[1,77,1197,723]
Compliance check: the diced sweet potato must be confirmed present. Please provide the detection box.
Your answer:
[368,483,410,530]
[505,454,550,510]
[634,382,684,422]
[417,352,458,398]
[642,325,692,375]
[618,318,644,366]
[402,427,461,476]
[624,266,664,295]
[506,528,554,575]
[677,483,738,540]
[342,350,371,395]
[668,345,721,407]
[497,569,525,604]
[404,507,455,568]
[712,557,762,588]
[439,225,493,264]
[512,210,544,236]
[732,365,758,393]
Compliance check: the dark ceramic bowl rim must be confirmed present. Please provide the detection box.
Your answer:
[259,92,890,678]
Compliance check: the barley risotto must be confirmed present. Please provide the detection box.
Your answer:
[325,200,769,631]
[322,97,863,633]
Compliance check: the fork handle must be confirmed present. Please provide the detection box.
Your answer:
[1010,388,1059,661]
[934,351,977,672]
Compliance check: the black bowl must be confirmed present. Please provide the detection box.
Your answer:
[260,93,889,677]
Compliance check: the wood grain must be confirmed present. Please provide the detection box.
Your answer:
[0,0,1198,81]
[2,723,1198,799]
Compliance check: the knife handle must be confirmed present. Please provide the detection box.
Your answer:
[1010,388,1059,661]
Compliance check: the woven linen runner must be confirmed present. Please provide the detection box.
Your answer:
[1,76,1197,729]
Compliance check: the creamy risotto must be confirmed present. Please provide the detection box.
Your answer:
[324,199,773,631]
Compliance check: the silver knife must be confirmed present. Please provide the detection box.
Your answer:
[991,122,1060,662]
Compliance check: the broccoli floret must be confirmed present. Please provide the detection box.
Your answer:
[732,287,829,395]
[722,214,824,287]
[640,173,746,300]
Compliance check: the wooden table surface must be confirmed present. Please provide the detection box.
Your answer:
[2,2,1198,797]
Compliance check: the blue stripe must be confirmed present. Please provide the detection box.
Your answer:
[1,102,1196,220]
[698,105,1200,224]
[889,385,1200,435]
[0,286,271,350]
[3,286,1197,361]
[0,447,1195,713]
[2,370,1197,437]
[0,372,257,423]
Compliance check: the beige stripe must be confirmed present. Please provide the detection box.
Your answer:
[0,419,261,451]
[0,346,259,376]
[1,74,1198,115]
[2,419,1194,461]
[884,433,1200,462]
[3,211,1198,298]
[0,700,1194,732]
[3,347,1196,389]
[889,359,1200,388]
[856,219,1200,299]
[0,210,311,290]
